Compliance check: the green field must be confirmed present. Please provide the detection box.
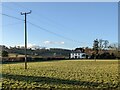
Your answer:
[1,60,119,89]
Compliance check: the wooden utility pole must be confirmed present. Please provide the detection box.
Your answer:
[21,10,31,69]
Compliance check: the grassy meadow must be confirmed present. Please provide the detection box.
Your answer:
[1,60,119,89]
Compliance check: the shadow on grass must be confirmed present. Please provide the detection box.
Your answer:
[2,59,70,65]
[2,73,118,89]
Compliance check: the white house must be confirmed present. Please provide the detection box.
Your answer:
[70,52,86,59]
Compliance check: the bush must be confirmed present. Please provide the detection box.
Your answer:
[2,51,8,57]
[90,52,116,59]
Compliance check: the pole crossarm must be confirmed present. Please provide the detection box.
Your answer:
[21,10,32,15]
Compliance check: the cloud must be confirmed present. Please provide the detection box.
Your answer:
[16,43,45,49]
[43,41,65,45]
[16,43,35,48]
[60,41,65,44]
[43,41,54,44]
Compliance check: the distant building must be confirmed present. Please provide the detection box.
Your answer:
[70,51,86,59]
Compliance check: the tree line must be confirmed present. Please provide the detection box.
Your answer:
[0,39,119,60]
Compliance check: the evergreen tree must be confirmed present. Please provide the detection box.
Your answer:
[93,39,99,60]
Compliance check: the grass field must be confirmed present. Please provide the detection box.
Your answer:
[1,60,119,89]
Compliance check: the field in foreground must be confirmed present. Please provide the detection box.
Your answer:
[1,60,119,89]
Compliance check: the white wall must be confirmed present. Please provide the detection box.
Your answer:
[70,53,86,59]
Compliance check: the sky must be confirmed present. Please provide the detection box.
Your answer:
[1,2,118,49]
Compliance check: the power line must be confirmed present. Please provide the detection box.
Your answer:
[0,13,24,21]
[2,3,68,33]
[2,3,91,46]
[1,12,90,46]
[11,2,30,11]
[2,4,20,13]
[29,21,91,47]
[10,2,72,32]
[28,21,84,44]
[7,3,91,46]
[1,13,68,42]
[0,21,23,27]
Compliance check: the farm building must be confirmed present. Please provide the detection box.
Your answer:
[70,52,86,59]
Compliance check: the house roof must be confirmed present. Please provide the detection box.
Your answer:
[71,51,82,53]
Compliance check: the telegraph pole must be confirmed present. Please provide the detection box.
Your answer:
[21,10,31,69]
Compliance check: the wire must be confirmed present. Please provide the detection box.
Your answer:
[1,13,72,42]
[5,3,87,45]
[10,2,71,32]
[28,21,86,44]
[2,3,65,32]
[28,21,72,40]
[2,4,20,13]
[7,3,91,46]
[1,21,23,27]
[0,13,24,21]
[11,2,30,11]
[1,12,90,46]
